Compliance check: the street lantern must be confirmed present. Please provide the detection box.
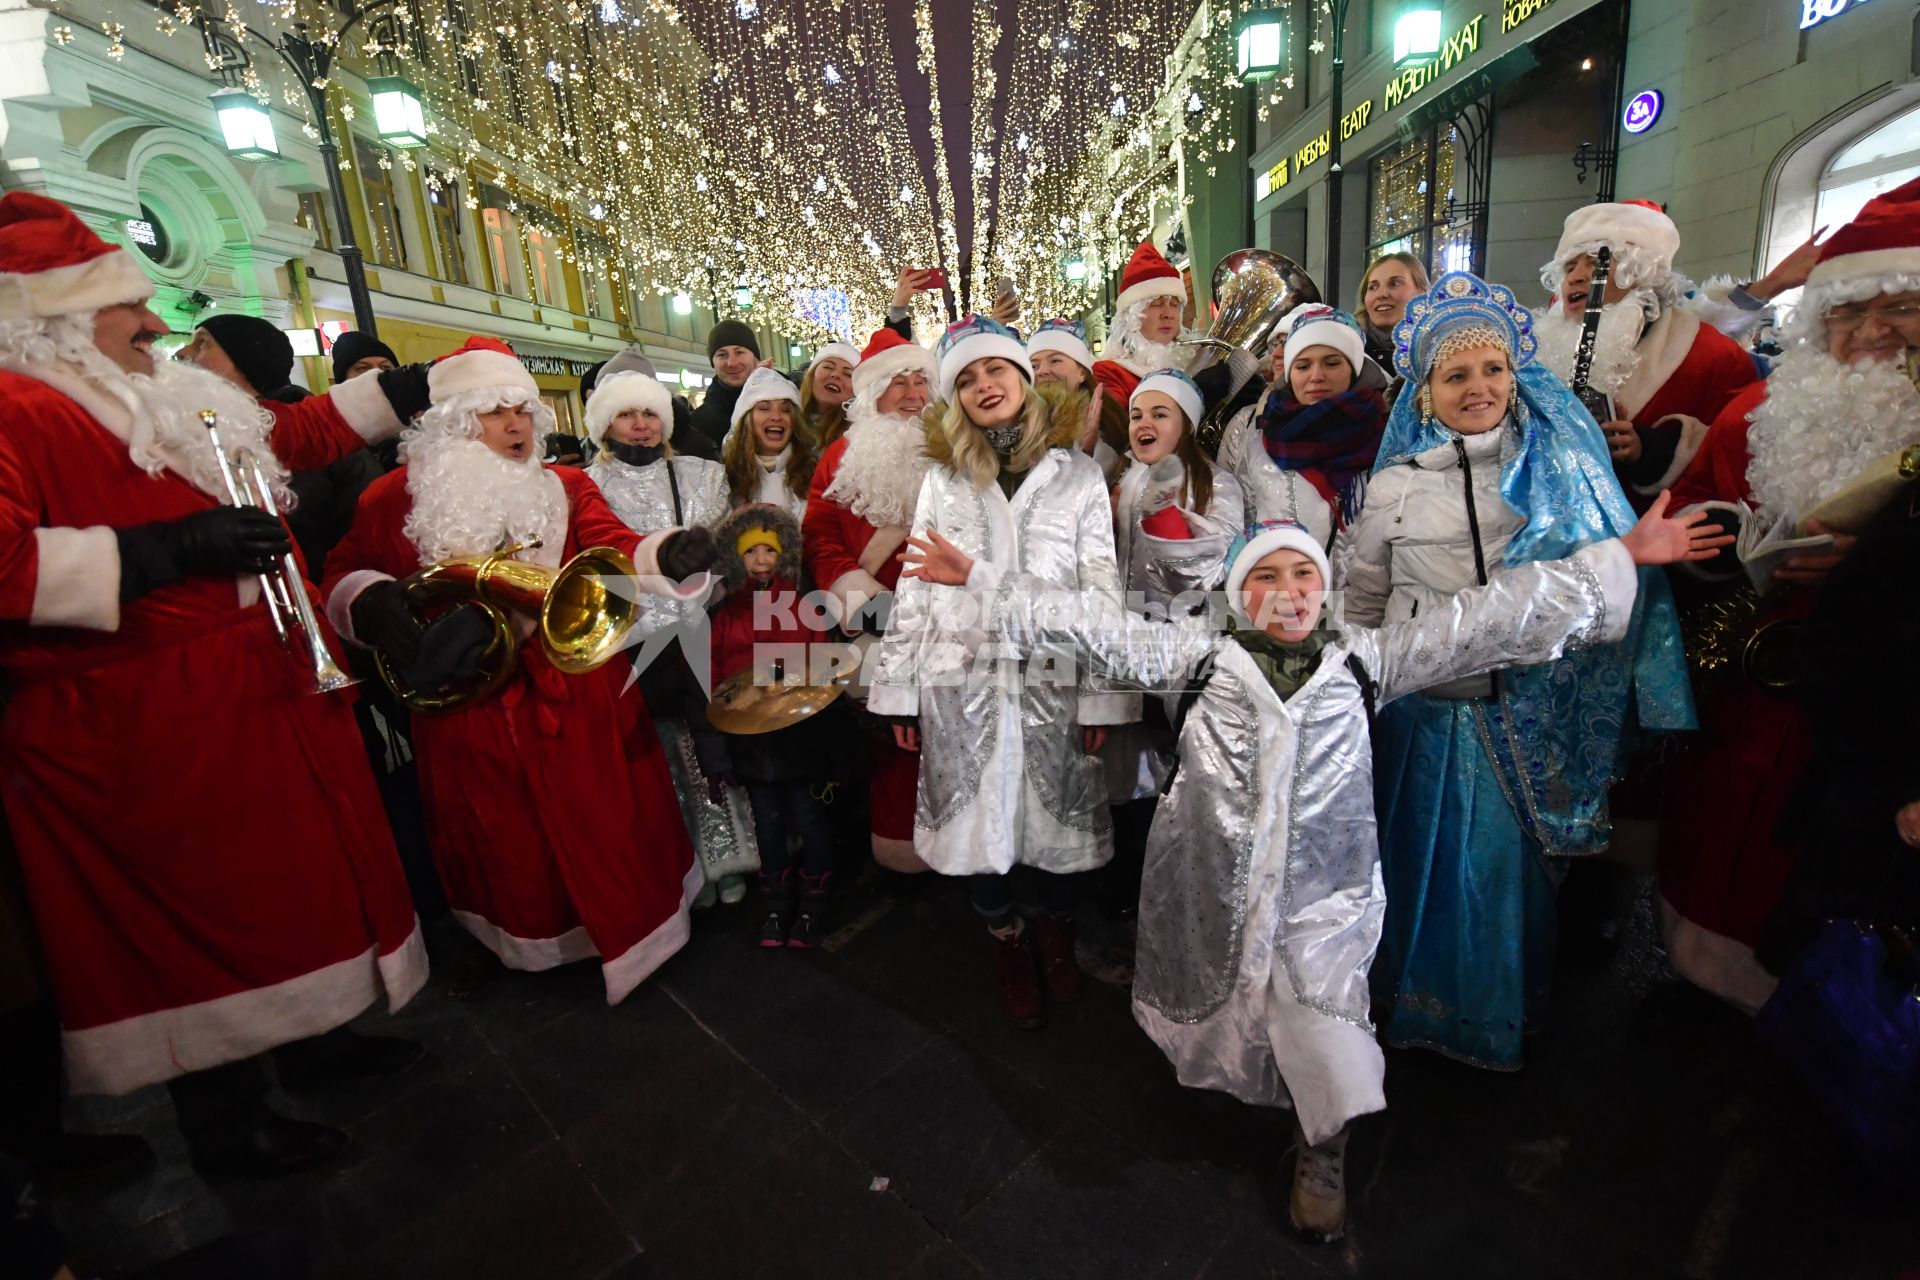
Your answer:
[367,75,429,148]
[671,292,693,315]
[212,90,279,160]
[735,284,754,309]
[1393,7,1444,71]
[789,343,804,360]
[1234,9,1284,82]
[1063,257,1088,282]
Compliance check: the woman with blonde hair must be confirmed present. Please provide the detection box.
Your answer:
[722,367,815,520]
[869,316,1134,1029]
[1356,252,1430,369]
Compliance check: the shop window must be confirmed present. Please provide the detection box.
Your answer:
[296,191,334,250]
[353,138,407,270]
[541,391,577,437]
[1366,125,1459,277]
[577,233,614,318]
[1815,105,1920,232]
[425,169,468,286]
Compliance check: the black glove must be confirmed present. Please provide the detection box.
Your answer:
[350,578,425,667]
[404,603,497,693]
[659,527,720,581]
[375,362,434,422]
[115,506,290,604]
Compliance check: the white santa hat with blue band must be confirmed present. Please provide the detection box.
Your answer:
[1223,519,1332,626]
[936,315,1032,400]
[1028,318,1095,372]
[1129,368,1205,430]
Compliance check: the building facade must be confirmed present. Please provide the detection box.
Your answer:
[1226,0,1920,315]
[0,0,813,427]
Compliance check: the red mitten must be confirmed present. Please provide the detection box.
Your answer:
[1140,505,1193,540]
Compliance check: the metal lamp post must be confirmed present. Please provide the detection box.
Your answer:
[204,3,419,338]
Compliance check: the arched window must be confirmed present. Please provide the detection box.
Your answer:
[1815,105,1920,232]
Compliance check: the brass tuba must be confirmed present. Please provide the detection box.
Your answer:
[375,539,640,713]
[1181,249,1321,455]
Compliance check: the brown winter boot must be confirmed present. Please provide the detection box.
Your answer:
[1033,911,1082,1003]
[990,924,1047,1028]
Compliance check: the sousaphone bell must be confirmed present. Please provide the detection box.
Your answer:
[1180,248,1321,456]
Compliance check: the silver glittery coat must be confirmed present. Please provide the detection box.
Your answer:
[975,537,1637,1143]
[586,454,730,638]
[1105,458,1246,802]
[1216,390,1336,547]
[868,445,1139,875]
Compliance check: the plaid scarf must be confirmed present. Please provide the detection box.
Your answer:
[1258,385,1389,524]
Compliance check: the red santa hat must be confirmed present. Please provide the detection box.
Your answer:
[426,335,539,403]
[1805,175,1920,291]
[850,326,937,396]
[1113,240,1187,315]
[1550,199,1681,287]
[585,370,675,445]
[0,192,155,321]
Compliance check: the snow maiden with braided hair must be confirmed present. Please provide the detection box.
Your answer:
[1345,272,1696,1071]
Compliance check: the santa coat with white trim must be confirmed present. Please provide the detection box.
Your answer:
[0,365,425,1096]
[323,466,704,1004]
[1657,379,1805,1013]
[800,431,926,870]
[1607,307,1759,502]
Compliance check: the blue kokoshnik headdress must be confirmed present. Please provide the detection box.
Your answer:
[1372,271,1696,855]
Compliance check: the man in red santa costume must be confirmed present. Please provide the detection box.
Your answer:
[1660,176,1920,1011]
[1092,241,1191,405]
[0,192,430,1178]
[802,326,936,872]
[324,337,718,1003]
[1534,200,1759,505]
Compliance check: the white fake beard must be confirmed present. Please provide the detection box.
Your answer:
[0,315,288,502]
[403,434,567,568]
[1531,288,1654,396]
[823,395,929,528]
[1108,299,1182,374]
[1745,348,1920,520]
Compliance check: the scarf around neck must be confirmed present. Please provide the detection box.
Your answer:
[1259,385,1389,520]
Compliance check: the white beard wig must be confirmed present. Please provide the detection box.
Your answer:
[401,387,566,568]
[823,383,930,528]
[0,312,288,503]
[1531,286,1660,396]
[1107,297,1183,374]
[1745,347,1920,519]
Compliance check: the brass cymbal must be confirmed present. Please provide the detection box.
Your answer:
[705,667,849,734]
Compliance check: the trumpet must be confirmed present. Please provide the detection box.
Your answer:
[374,539,640,713]
[199,410,353,694]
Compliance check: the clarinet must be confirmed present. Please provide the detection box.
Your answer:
[1567,245,1615,424]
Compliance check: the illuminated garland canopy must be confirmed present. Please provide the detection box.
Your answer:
[67,0,1307,343]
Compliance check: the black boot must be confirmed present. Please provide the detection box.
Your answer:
[274,1026,425,1094]
[757,870,794,948]
[169,1059,351,1181]
[788,872,832,949]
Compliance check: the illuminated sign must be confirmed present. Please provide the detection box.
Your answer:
[1800,0,1871,30]
[1623,89,1663,134]
[1501,0,1561,32]
[1384,14,1485,109]
[125,219,158,246]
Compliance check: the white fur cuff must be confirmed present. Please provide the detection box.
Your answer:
[327,370,406,443]
[30,526,120,631]
[325,569,396,645]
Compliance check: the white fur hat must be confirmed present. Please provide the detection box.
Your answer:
[426,336,539,404]
[730,365,802,431]
[585,370,674,445]
[1130,368,1204,430]
[808,342,860,371]
[1550,200,1680,288]
[1028,318,1096,372]
[1224,519,1332,627]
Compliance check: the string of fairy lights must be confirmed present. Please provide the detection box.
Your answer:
[46,0,1309,343]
